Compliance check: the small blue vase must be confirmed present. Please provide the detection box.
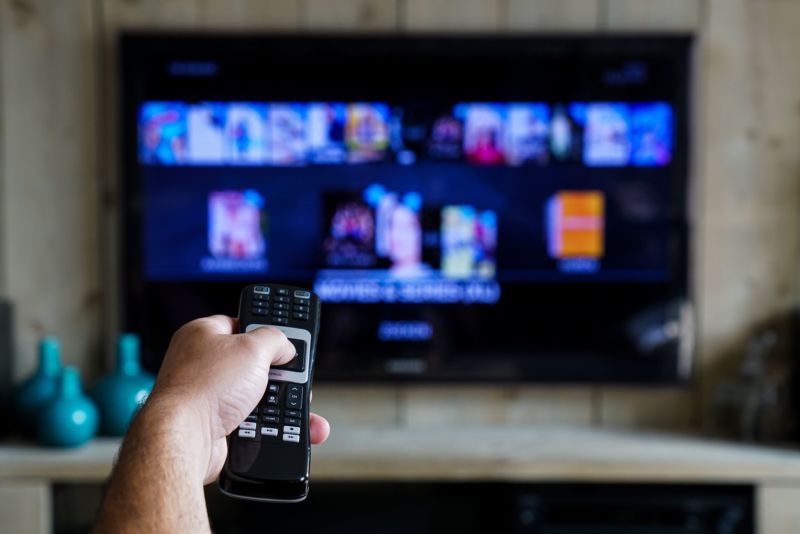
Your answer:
[92,333,155,436]
[14,337,62,435]
[37,366,99,447]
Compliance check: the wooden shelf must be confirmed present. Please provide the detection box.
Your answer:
[3,425,800,484]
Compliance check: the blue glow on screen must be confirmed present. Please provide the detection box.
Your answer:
[138,100,673,169]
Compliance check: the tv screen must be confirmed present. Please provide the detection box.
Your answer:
[122,35,692,382]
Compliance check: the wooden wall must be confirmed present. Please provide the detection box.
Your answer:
[1,0,799,432]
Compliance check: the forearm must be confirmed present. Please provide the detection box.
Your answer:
[94,395,212,533]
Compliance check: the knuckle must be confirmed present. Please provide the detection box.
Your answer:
[239,333,260,352]
[255,325,284,341]
[182,317,206,333]
[242,326,287,355]
[170,323,192,345]
[171,317,212,347]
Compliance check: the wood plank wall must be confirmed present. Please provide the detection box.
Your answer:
[1,0,799,433]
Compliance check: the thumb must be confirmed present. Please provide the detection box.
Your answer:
[242,325,296,366]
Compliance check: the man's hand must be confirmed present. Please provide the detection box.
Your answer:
[94,315,330,533]
[153,315,330,483]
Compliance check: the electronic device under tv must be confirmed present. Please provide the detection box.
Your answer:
[121,34,692,383]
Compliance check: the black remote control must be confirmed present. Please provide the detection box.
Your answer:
[219,283,321,503]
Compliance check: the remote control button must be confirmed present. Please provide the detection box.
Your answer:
[276,288,289,295]
[263,415,280,424]
[272,302,289,310]
[285,410,302,418]
[272,309,289,317]
[293,304,310,313]
[274,295,290,303]
[261,427,278,437]
[253,286,270,295]
[283,433,300,443]
[268,383,279,394]
[252,307,268,316]
[245,414,257,422]
[239,421,257,430]
[294,290,311,299]
[264,407,280,416]
[238,429,256,438]
[285,417,301,426]
[274,317,289,325]
[266,394,279,405]
[283,425,301,435]
[286,385,303,409]
[292,313,310,321]
[253,292,268,301]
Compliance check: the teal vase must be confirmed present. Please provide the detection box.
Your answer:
[92,333,155,436]
[14,337,62,435]
[37,366,99,447]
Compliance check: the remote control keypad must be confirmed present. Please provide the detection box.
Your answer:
[250,287,311,323]
[236,382,305,444]
[239,285,313,445]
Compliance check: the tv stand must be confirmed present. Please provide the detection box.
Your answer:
[2,425,800,532]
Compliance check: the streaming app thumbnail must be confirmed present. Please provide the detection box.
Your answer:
[139,102,188,164]
[186,103,227,164]
[427,113,464,159]
[547,191,605,259]
[346,103,390,163]
[630,103,673,166]
[207,190,267,261]
[268,104,307,166]
[322,184,434,279]
[456,103,507,165]
[322,194,377,268]
[507,104,550,165]
[392,106,430,164]
[225,103,269,164]
[549,104,582,163]
[372,187,429,279]
[582,103,631,167]
[307,103,347,164]
[441,206,497,279]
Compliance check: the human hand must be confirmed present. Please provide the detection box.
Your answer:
[149,315,331,484]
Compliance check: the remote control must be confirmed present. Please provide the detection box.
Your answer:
[219,283,321,503]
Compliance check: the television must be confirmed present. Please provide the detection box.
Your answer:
[121,34,692,383]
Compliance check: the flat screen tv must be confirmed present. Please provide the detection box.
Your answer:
[121,34,692,383]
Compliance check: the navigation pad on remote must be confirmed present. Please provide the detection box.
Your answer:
[273,338,306,372]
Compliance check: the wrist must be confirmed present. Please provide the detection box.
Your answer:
[98,386,214,532]
[134,390,214,483]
